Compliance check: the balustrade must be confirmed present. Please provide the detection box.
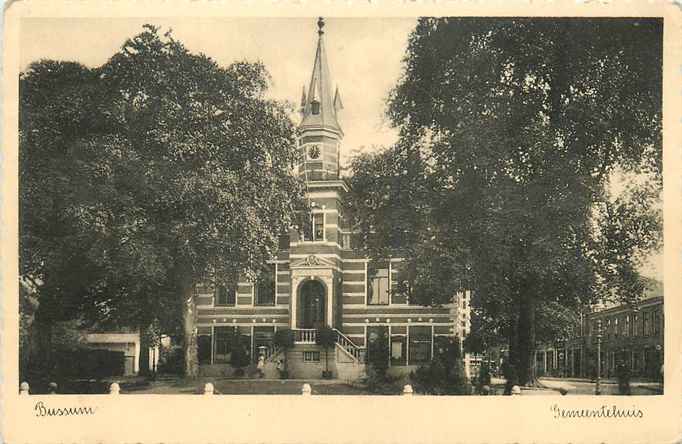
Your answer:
[293,328,317,344]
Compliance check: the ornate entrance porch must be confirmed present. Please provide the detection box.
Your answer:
[298,280,326,329]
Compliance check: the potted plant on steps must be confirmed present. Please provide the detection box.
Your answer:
[317,326,336,379]
[274,328,295,379]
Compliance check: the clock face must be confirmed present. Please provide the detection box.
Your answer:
[308,144,321,160]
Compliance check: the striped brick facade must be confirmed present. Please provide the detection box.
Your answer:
[194,18,461,376]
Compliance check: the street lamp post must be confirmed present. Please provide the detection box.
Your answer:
[595,319,602,396]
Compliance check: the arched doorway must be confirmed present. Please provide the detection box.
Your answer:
[298,280,326,329]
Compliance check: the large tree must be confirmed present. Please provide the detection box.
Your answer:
[20,25,305,377]
[349,18,662,385]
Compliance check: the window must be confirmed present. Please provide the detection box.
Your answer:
[643,312,651,336]
[213,327,236,363]
[255,264,276,306]
[408,326,432,364]
[368,268,389,305]
[391,264,409,304]
[302,213,324,241]
[653,310,661,336]
[340,232,351,249]
[311,100,320,115]
[607,319,612,338]
[313,213,324,241]
[633,314,640,336]
[303,351,320,362]
[215,284,236,306]
[390,335,406,366]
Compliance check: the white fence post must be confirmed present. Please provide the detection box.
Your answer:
[203,383,215,395]
[301,383,312,396]
[109,382,120,395]
[402,384,413,396]
[19,382,29,396]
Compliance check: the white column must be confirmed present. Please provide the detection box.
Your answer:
[210,325,215,365]
[291,277,299,328]
[274,263,279,305]
[326,276,333,327]
[133,339,140,374]
[406,326,410,366]
[364,261,368,305]
[388,261,392,305]
[543,351,547,374]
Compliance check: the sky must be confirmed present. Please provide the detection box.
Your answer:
[20,17,417,166]
[19,17,662,281]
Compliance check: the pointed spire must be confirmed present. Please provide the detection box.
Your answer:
[333,86,343,112]
[300,85,307,110]
[300,17,342,135]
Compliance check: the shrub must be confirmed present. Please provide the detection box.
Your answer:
[410,337,470,395]
[157,346,184,375]
[477,362,492,390]
[51,347,125,380]
[367,328,389,379]
[365,366,403,395]
[230,334,250,375]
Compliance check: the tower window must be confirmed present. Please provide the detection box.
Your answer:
[311,100,320,115]
[313,213,324,241]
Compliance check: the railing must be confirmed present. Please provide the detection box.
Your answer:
[290,328,367,363]
[257,345,280,361]
[293,329,317,344]
[333,328,367,363]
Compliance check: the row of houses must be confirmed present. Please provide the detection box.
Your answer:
[536,293,664,380]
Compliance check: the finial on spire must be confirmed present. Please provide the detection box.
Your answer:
[317,17,325,35]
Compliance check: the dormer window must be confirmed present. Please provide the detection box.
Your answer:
[311,100,320,115]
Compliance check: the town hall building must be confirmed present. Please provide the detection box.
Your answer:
[193,18,465,380]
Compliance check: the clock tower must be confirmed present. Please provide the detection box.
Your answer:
[298,17,344,181]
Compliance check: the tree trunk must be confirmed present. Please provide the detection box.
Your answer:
[516,290,536,386]
[504,319,519,394]
[138,323,151,377]
[181,275,199,378]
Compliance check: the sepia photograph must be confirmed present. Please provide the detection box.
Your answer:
[15,14,666,400]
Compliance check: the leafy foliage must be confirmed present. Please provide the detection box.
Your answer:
[229,334,250,373]
[19,25,305,377]
[351,18,662,385]
[410,336,469,395]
